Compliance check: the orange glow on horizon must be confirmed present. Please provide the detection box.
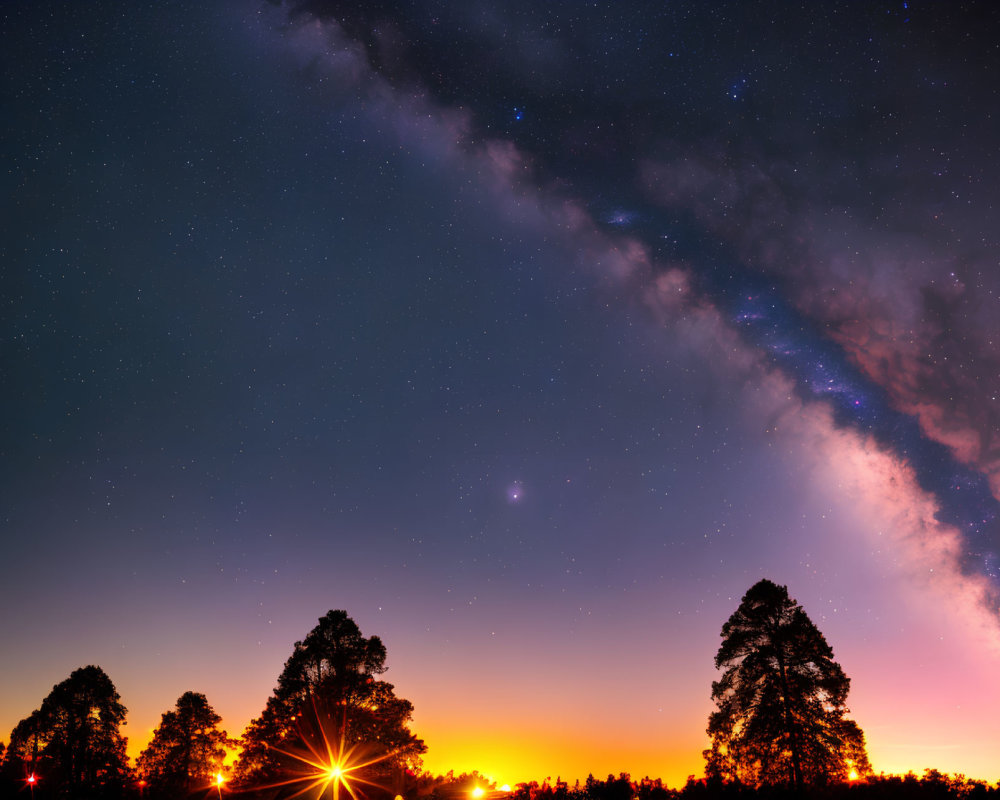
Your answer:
[412,717,705,790]
[110,698,1000,793]
[115,641,1000,795]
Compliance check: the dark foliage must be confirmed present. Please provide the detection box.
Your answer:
[233,610,426,793]
[1,666,131,799]
[706,580,871,789]
[135,691,234,797]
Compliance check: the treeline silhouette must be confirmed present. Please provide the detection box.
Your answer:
[377,771,1000,800]
[487,772,999,800]
[2,587,997,799]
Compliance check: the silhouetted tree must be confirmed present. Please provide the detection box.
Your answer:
[3,665,131,798]
[233,610,425,792]
[136,691,234,796]
[584,774,635,800]
[2,711,43,789]
[635,776,672,800]
[705,579,870,790]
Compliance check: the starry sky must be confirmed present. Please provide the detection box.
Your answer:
[3,0,1000,788]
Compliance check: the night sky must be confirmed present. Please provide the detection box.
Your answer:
[3,0,1000,787]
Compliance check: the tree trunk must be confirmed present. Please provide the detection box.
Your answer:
[774,636,803,790]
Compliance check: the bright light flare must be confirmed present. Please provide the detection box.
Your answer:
[253,698,402,800]
[27,775,36,785]
[216,772,226,787]
[472,787,486,799]
[284,745,388,800]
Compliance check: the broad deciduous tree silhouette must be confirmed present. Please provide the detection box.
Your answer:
[705,579,870,789]
[136,691,234,796]
[233,609,426,790]
[3,665,131,798]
